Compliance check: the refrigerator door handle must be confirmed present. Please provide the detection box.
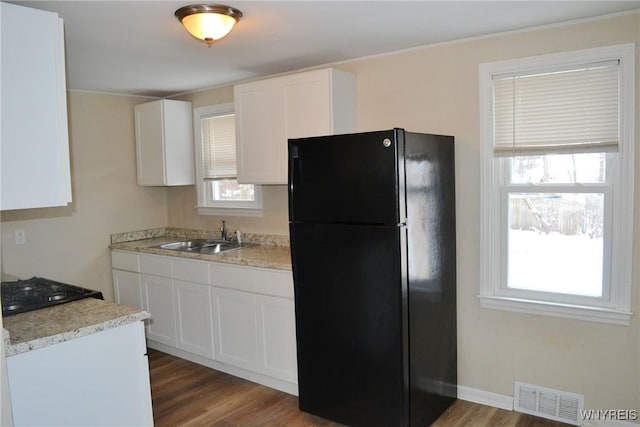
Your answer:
[289,145,302,223]
[290,145,301,192]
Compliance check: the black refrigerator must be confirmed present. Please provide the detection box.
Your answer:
[288,128,457,427]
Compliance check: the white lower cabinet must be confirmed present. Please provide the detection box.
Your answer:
[113,269,144,310]
[211,287,258,370]
[142,274,177,347]
[255,295,298,383]
[7,322,153,426]
[210,286,298,385]
[111,250,297,394]
[174,279,214,358]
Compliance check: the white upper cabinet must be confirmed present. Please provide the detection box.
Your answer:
[134,99,195,186]
[1,3,72,210]
[234,68,356,184]
[234,83,282,184]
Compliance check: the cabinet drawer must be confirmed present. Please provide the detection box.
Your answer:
[210,263,293,299]
[172,258,210,284]
[111,251,140,272]
[140,254,172,278]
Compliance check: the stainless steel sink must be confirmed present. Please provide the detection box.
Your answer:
[151,239,249,254]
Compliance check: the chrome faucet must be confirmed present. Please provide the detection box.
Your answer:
[220,220,228,241]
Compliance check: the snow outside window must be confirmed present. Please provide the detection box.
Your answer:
[193,103,263,216]
[478,44,635,325]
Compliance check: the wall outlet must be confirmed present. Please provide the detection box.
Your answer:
[14,229,26,245]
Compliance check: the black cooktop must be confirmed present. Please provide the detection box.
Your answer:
[1,277,103,317]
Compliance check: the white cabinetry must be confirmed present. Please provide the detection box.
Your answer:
[211,287,258,370]
[234,68,356,184]
[114,251,214,356]
[1,2,72,210]
[255,295,297,383]
[112,251,143,310]
[210,288,297,383]
[110,249,297,394]
[134,99,194,186]
[113,270,144,310]
[7,322,153,426]
[141,274,176,346]
[209,262,297,384]
[174,279,214,358]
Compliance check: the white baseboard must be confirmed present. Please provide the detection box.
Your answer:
[457,386,639,427]
[457,385,513,410]
[146,340,298,396]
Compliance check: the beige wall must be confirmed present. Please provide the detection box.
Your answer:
[171,13,640,410]
[0,92,168,301]
[336,14,639,411]
[0,11,637,414]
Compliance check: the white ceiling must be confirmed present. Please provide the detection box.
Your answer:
[7,1,640,97]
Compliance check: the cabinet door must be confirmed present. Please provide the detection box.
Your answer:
[161,100,195,186]
[1,3,71,210]
[113,269,144,310]
[281,70,332,140]
[234,81,284,184]
[174,280,214,358]
[135,101,167,186]
[134,99,194,186]
[255,295,297,383]
[142,274,176,346]
[234,68,355,185]
[211,287,258,371]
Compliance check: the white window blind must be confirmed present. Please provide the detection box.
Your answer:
[201,113,236,179]
[493,61,619,156]
[479,44,635,325]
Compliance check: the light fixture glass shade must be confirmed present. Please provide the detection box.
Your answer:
[175,5,242,46]
[182,13,236,41]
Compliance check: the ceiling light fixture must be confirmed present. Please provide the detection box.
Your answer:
[175,4,242,47]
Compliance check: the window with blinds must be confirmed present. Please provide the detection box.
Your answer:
[478,44,634,325]
[493,61,619,156]
[201,113,237,179]
[193,104,262,214]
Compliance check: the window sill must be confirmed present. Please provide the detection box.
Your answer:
[196,206,264,218]
[477,295,632,326]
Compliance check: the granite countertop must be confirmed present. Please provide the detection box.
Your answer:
[109,227,292,271]
[3,298,150,357]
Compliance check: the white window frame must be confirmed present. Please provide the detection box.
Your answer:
[478,44,635,325]
[193,103,263,217]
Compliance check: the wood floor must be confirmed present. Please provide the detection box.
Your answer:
[148,349,569,426]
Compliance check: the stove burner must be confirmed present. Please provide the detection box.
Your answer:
[1,277,103,316]
[3,302,21,312]
[16,284,35,293]
[47,292,67,302]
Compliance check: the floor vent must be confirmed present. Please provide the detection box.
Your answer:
[514,381,584,426]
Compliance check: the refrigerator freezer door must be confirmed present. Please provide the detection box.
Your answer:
[290,222,407,427]
[288,129,403,225]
